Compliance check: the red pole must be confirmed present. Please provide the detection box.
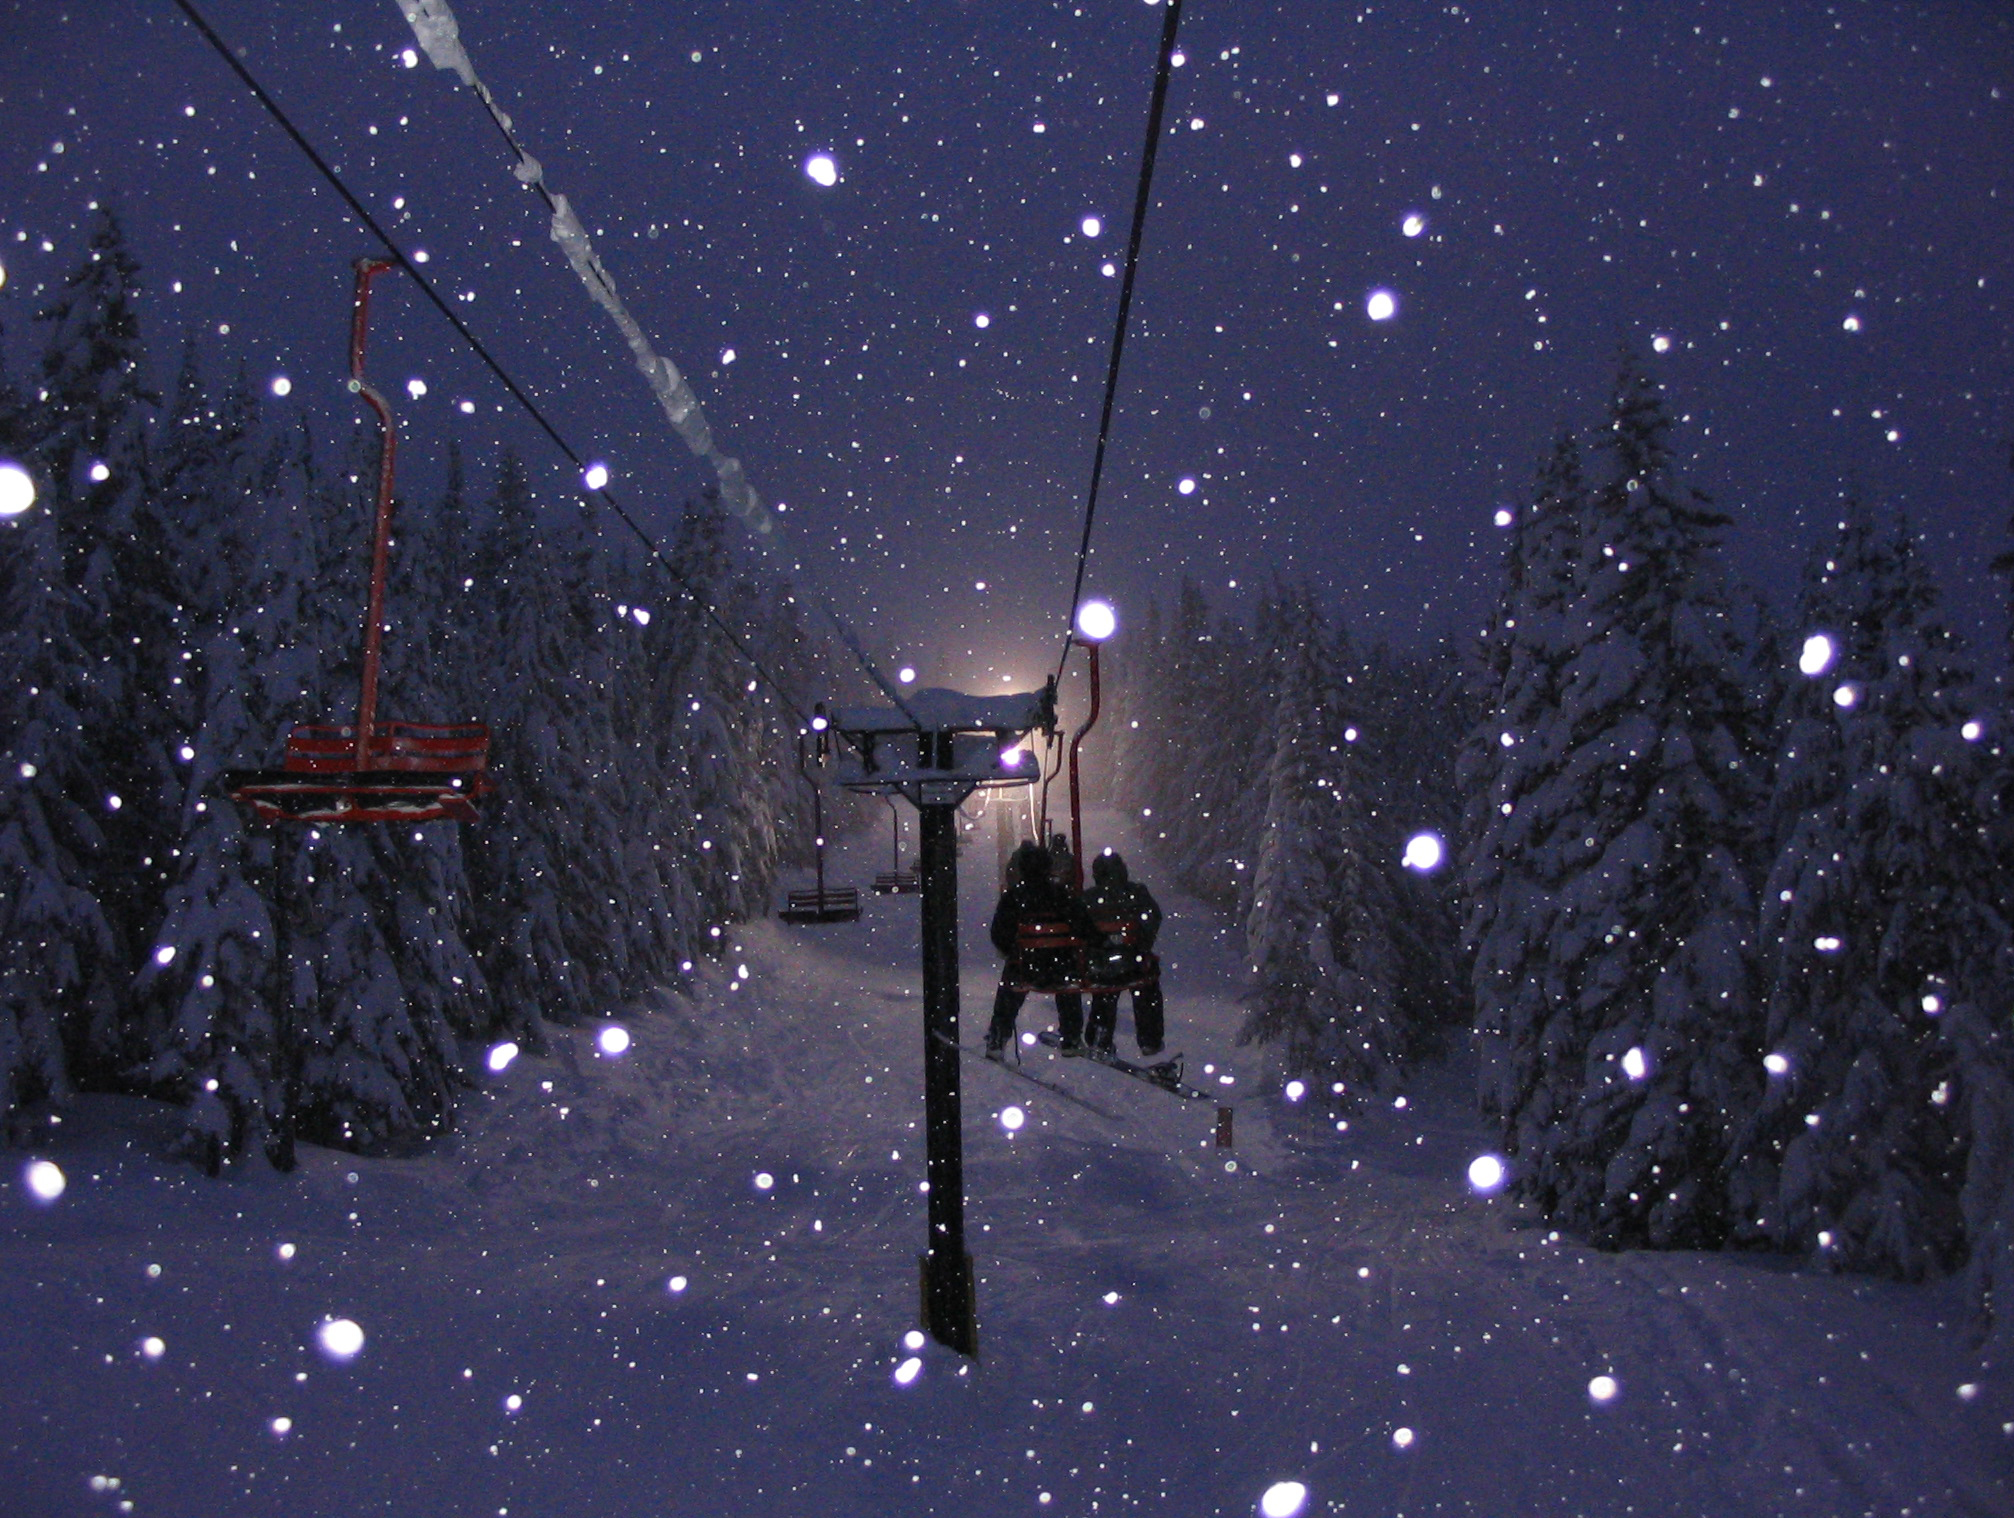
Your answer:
[348,257,400,770]
[1067,639,1102,891]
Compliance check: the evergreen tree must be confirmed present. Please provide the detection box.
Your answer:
[1498,357,1762,1249]
[1733,503,1991,1275]
[1241,588,1406,1092]
[1461,431,1588,1124]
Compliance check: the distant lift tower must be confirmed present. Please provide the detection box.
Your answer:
[831,684,1056,1358]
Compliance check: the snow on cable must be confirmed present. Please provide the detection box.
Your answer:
[395,0,770,535]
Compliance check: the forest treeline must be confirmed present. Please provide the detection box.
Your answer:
[1108,356,2014,1338]
[0,212,821,1165]
[6,213,2012,1338]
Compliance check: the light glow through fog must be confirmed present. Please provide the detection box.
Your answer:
[804,154,838,186]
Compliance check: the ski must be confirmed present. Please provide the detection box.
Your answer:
[1033,1030,1214,1101]
[933,1032,1121,1120]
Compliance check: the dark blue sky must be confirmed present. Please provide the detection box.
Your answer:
[4,0,2010,696]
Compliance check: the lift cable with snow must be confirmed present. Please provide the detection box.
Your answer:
[170,0,812,729]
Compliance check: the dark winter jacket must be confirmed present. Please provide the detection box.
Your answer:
[991,846,1104,987]
[1083,852,1162,951]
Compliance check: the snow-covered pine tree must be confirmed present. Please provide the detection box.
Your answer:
[461,450,603,1033]
[1460,431,1588,1125]
[1734,501,2002,1277]
[0,382,113,1126]
[1241,587,1406,1094]
[1358,635,1469,1050]
[1505,356,1763,1249]
[14,209,161,1090]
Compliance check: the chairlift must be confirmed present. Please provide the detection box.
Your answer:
[873,795,920,895]
[224,258,493,825]
[779,710,861,924]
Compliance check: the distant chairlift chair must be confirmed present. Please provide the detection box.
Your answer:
[224,257,493,826]
[779,717,861,924]
[873,795,920,895]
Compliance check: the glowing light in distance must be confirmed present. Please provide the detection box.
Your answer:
[1961,720,1983,741]
[317,1318,365,1361]
[1814,936,1843,953]
[810,714,829,732]
[973,312,991,329]
[666,1275,688,1293]
[1177,477,1197,495]
[1798,633,1836,677]
[1764,1052,1790,1075]
[1260,1481,1310,1518]
[88,460,111,483]
[1621,1046,1648,1081]
[1284,1079,1306,1102]
[401,47,420,68]
[0,259,6,290]
[153,945,176,967]
[893,1356,922,1386]
[903,1329,926,1350]
[897,666,916,684]
[141,1336,166,1358]
[720,347,736,365]
[1832,684,1858,709]
[1493,507,1514,528]
[1843,314,1862,332]
[998,746,1024,769]
[804,153,839,187]
[0,462,36,517]
[24,1159,65,1202]
[583,463,610,492]
[1467,1154,1508,1193]
[597,1024,631,1056]
[1922,993,1943,1015]
[1401,213,1426,237]
[405,378,427,400]
[1652,335,1672,353]
[505,1393,523,1412]
[486,1042,519,1073]
[1401,833,1443,872]
[1588,1375,1620,1404]
[270,375,292,398]
[1080,215,1102,238]
[1391,1427,1415,1449]
[1075,599,1117,642]
[1000,1105,1026,1131]
[631,606,651,627]
[1366,289,1398,321]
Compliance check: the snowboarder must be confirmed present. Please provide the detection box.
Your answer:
[986,841,1104,1057]
[1083,850,1166,1057]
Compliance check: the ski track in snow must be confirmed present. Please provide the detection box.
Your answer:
[1,809,2006,1516]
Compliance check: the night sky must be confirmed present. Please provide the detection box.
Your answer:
[4,1,2011,697]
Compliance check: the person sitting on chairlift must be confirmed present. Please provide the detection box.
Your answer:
[985,841,1104,1058]
[1082,849,1165,1058]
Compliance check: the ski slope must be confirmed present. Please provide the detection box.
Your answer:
[1,810,2006,1516]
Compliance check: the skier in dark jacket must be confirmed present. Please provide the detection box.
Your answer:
[1082,850,1166,1057]
[985,841,1104,1056]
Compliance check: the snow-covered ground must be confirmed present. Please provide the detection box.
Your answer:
[2,808,2007,1517]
